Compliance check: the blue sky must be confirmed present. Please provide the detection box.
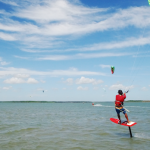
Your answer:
[0,0,150,101]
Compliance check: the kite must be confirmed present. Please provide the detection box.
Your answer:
[111,66,115,74]
[103,88,106,92]
[148,0,150,5]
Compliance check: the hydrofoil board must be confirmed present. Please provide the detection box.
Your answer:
[110,118,137,127]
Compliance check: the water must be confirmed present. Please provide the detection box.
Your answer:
[0,102,150,150]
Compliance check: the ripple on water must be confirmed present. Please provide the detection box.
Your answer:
[0,102,150,150]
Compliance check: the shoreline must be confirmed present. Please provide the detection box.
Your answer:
[0,100,150,103]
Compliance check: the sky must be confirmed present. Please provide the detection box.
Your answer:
[0,0,150,101]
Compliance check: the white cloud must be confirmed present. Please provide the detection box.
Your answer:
[66,36,150,52]
[77,86,88,91]
[99,64,111,68]
[38,55,69,61]
[37,52,131,61]
[4,77,25,84]
[40,80,46,83]
[76,76,94,84]
[0,0,18,6]
[15,74,30,78]
[0,32,16,41]
[0,0,150,50]
[65,78,74,85]
[0,61,10,65]
[27,78,38,84]
[2,86,12,90]
[76,76,103,85]
[0,67,104,77]
[109,84,134,90]
[0,57,10,66]
[62,87,66,90]
[3,77,38,84]
[13,0,106,23]
[141,87,148,91]
[14,55,29,59]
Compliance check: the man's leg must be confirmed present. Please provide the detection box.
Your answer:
[117,113,121,124]
[125,113,130,123]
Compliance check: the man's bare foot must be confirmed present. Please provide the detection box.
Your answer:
[118,120,121,124]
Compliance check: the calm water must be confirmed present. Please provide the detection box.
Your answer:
[0,102,150,150]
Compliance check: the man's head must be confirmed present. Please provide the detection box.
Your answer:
[118,90,123,95]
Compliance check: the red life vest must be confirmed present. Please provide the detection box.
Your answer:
[115,94,126,107]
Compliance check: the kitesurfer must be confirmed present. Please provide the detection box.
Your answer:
[115,90,130,124]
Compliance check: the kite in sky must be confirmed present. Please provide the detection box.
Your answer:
[148,0,150,5]
[111,66,115,74]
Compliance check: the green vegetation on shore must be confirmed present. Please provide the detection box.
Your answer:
[126,100,150,102]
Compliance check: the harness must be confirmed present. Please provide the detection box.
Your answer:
[115,101,130,112]
[115,100,123,107]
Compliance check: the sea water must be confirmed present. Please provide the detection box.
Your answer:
[0,102,150,150]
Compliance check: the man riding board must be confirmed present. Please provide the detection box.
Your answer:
[115,90,130,124]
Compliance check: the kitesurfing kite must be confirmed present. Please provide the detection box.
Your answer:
[148,0,150,5]
[103,88,106,92]
[111,66,115,74]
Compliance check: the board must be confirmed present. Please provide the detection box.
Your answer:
[110,118,137,127]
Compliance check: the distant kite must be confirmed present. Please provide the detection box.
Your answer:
[149,0,150,5]
[43,90,44,93]
[103,88,106,92]
[111,66,115,74]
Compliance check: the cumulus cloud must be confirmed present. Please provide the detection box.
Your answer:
[27,78,38,84]
[3,77,38,84]
[4,77,25,84]
[65,78,74,85]
[77,86,88,91]
[141,87,148,91]
[76,76,103,85]
[15,74,30,78]
[109,84,134,90]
